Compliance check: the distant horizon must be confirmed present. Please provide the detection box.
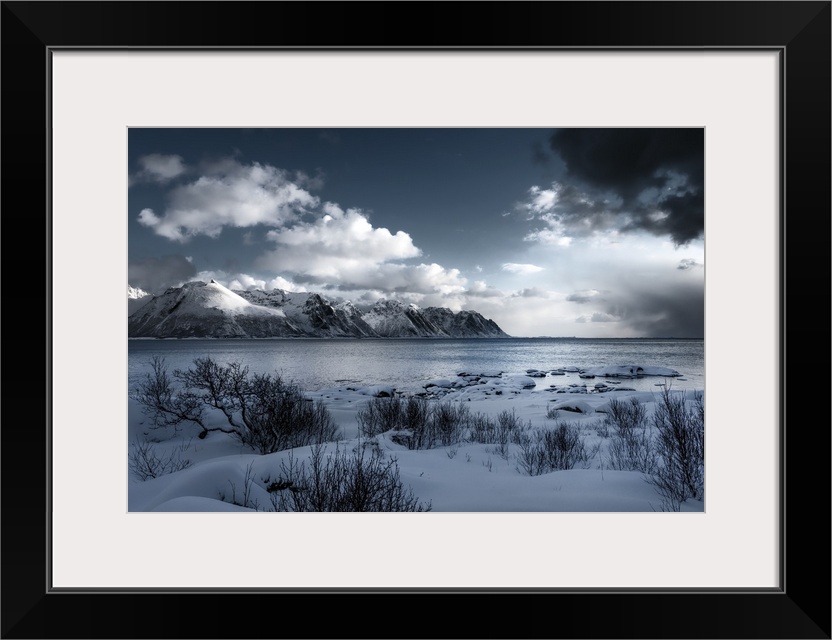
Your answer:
[128,277,703,341]
[129,128,704,339]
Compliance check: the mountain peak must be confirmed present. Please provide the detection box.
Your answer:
[129,281,510,339]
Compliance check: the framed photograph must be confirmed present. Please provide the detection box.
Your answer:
[3,2,829,638]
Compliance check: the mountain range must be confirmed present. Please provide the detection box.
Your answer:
[127,280,510,339]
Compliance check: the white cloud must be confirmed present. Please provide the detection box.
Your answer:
[137,160,319,242]
[140,154,186,180]
[467,280,504,298]
[566,289,603,303]
[677,258,703,270]
[258,205,422,281]
[527,185,558,214]
[524,214,573,247]
[336,263,468,297]
[192,270,306,293]
[134,153,187,184]
[247,204,470,298]
[511,287,554,299]
[137,208,161,227]
[502,262,544,275]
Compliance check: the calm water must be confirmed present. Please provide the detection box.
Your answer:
[128,338,704,395]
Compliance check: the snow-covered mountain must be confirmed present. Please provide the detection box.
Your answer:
[128,281,302,338]
[235,289,377,337]
[128,281,510,339]
[127,285,153,315]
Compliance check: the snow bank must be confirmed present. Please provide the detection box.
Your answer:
[129,365,704,513]
[580,364,680,378]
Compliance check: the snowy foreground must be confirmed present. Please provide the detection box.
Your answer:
[129,365,704,513]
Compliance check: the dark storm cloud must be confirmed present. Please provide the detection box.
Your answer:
[128,255,196,293]
[548,128,704,245]
[599,279,704,338]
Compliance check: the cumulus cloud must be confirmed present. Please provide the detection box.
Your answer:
[315,262,468,297]
[132,154,187,185]
[677,258,703,270]
[566,289,604,303]
[128,255,196,293]
[518,129,704,247]
[260,204,420,276]
[502,262,544,274]
[511,287,553,299]
[137,160,320,242]
[466,280,505,298]
[254,204,466,296]
[135,159,474,301]
[193,270,306,293]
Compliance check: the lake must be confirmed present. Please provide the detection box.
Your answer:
[128,338,704,395]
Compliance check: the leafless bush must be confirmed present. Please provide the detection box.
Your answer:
[429,402,470,448]
[606,397,648,431]
[356,396,404,437]
[467,412,499,444]
[219,461,259,510]
[266,444,431,512]
[516,421,589,475]
[400,396,431,433]
[133,356,338,454]
[133,357,206,432]
[467,409,528,450]
[129,437,193,481]
[648,389,705,510]
[604,397,657,474]
[240,373,339,454]
[359,396,472,450]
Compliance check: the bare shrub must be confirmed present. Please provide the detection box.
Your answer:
[240,373,338,454]
[133,357,338,454]
[516,421,589,476]
[219,461,259,510]
[400,396,431,433]
[356,396,403,437]
[133,357,206,432]
[467,412,499,444]
[648,389,705,510]
[267,444,431,512]
[604,397,657,474]
[429,402,470,448]
[607,397,648,431]
[129,437,193,481]
[363,396,470,450]
[467,409,527,448]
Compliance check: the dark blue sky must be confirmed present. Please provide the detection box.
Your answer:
[128,128,704,337]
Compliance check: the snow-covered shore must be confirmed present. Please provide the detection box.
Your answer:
[128,364,704,513]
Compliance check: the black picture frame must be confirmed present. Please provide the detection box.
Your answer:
[2,2,829,638]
